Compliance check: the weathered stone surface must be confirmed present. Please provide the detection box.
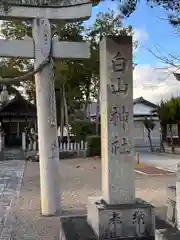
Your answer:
[87,197,155,239]
[60,214,156,240]
[0,1,92,21]
[100,36,135,205]
[0,160,25,238]
[155,219,180,240]
[155,228,180,240]
[87,35,155,239]
[0,39,90,59]
[176,164,180,230]
[166,186,176,226]
[60,216,95,240]
[167,186,176,202]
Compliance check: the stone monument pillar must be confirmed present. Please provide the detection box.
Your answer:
[87,36,155,239]
[176,163,180,230]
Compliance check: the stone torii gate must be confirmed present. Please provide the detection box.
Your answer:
[0,0,92,216]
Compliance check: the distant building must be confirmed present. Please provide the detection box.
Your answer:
[0,87,160,150]
[87,97,160,148]
[133,97,160,148]
[0,88,36,148]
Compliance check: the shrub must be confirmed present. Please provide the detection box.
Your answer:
[71,119,96,141]
[87,135,101,157]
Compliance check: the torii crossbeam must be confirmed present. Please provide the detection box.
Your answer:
[0,0,92,216]
[0,0,92,21]
[0,39,89,59]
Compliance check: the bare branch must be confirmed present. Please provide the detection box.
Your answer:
[145,44,178,67]
[145,43,180,70]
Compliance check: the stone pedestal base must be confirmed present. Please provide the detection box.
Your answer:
[87,197,155,239]
[167,186,176,226]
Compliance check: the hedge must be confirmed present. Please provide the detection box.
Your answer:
[87,135,101,157]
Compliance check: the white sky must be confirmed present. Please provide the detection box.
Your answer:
[133,28,180,104]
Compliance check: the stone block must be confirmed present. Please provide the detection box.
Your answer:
[167,199,176,226]
[155,228,180,240]
[59,219,67,240]
[167,186,176,226]
[167,186,176,202]
[87,196,155,239]
[59,215,96,240]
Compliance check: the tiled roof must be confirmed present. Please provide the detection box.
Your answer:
[87,97,157,117]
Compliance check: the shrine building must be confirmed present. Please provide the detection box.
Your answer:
[0,86,37,148]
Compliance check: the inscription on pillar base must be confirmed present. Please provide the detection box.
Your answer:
[87,197,155,239]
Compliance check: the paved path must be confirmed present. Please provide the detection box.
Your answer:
[0,160,25,240]
[0,158,175,239]
[1,161,60,240]
[138,152,180,172]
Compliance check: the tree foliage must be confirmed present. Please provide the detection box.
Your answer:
[71,119,96,141]
[85,9,137,100]
[0,8,137,128]
[144,117,156,131]
[154,97,180,152]
[118,0,180,28]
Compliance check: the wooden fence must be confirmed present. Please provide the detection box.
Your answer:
[59,140,87,153]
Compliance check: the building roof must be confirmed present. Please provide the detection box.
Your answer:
[133,97,157,108]
[87,97,157,118]
[0,94,36,117]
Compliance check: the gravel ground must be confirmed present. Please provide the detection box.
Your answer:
[59,158,175,210]
[1,157,176,239]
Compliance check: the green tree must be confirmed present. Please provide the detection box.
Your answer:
[85,9,137,134]
[174,97,180,145]
[0,8,138,141]
[118,0,180,28]
[155,98,178,153]
[167,98,177,153]
[0,59,25,97]
[0,20,86,127]
[0,19,34,98]
[117,0,180,68]
[154,100,167,152]
[143,117,156,152]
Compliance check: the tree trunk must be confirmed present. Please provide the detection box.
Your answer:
[148,129,153,152]
[95,80,100,135]
[160,127,165,152]
[160,134,165,152]
[63,84,70,143]
[60,88,64,143]
[169,124,175,153]
[84,80,91,119]
[178,123,180,145]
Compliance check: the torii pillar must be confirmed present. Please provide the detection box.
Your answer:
[0,1,92,216]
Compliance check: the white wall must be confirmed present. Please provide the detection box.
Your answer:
[134,121,144,140]
[133,103,154,115]
[134,120,160,147]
